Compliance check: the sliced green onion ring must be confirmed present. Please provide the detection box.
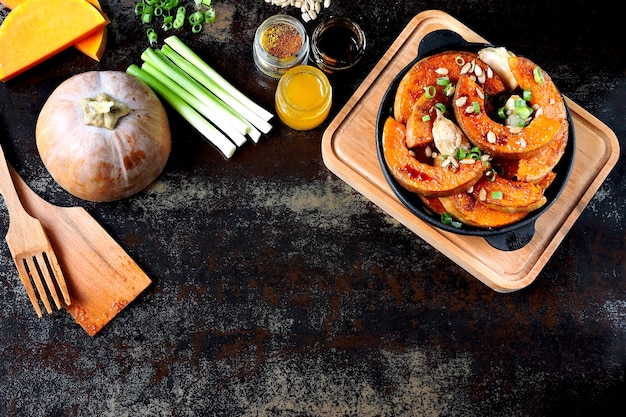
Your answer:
[189,11,204,25]
[533,66,545,84]
[204,8,216,23]
[424,85,436,99]
[436,76,450,86]
[147,28,158,46]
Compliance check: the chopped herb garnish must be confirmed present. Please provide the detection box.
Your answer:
[441,212,463,228]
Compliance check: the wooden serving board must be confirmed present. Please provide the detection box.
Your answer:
[321,10,620,292]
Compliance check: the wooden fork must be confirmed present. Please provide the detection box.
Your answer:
[0,143,70,317]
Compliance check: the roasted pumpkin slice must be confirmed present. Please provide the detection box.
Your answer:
[418,194,447,216]
[0,0,108,81]
[508,56,567,122]
[495,120,569,182]
[471,176,547,213]
[382,116,486,197]
[439,192,528,228]
[394,51,505,125]
[405,104,436,148]
[453,74,561,158]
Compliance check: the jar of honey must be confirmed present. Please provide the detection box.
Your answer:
[275,65,332,131]
[253,15,309,79]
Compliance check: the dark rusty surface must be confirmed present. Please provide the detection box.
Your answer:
[0,1,624,415]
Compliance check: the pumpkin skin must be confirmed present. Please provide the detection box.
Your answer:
[36,71,171,202]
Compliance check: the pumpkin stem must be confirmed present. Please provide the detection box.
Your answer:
[80,93,130,129]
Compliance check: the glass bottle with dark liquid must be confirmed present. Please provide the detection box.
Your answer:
[312,17,366,73]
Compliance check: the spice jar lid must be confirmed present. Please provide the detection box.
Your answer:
[311,16,366,73]
[253,15,310,79]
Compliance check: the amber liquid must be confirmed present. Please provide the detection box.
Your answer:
[315,25,361,67]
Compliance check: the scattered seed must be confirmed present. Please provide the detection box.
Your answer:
[455,96,468,107]
[479,188,487,201]
[435,67,449,75]
[266,0,330,21]
[460,61,472,75]
[487,131,496,144]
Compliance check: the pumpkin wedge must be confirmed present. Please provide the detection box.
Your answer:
[394,51,505,125]
[0,0,108,81]
[438,192,528,228]
[495,121,569,182]
[470,175,547,213]
[0,0,108,61]
[382,116,486,197]
[453,74,562,158]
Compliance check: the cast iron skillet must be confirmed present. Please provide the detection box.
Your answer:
[375,30,575,251]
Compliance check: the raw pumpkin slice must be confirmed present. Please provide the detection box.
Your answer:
[0,0,23,8]
[0,0,108,81]
[0,0,109,61]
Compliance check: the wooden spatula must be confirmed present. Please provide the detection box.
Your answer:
[8,165,152,336]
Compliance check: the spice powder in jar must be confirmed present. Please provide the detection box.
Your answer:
[261,22,302,58]
[254,15,310,79]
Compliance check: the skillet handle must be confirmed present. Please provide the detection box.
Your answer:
[417,29,468,57]
[483,221,536,251]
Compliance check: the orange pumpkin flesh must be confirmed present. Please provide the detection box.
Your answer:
[36,71,171,202]
[471,176,547,213]
[509,57,567,122]
[382,116,486,197]
[438,192,528,228]
[0,0,108,81]
[495,121,569,182]
[0,0,109,62]
[453,74,561,158]
[394,51,505,125]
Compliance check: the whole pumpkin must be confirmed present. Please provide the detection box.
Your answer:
[36,71,171,202]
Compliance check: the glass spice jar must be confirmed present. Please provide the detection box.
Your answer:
[311,16,366,73]
[253,15,310,79]
[275,65,332,131]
